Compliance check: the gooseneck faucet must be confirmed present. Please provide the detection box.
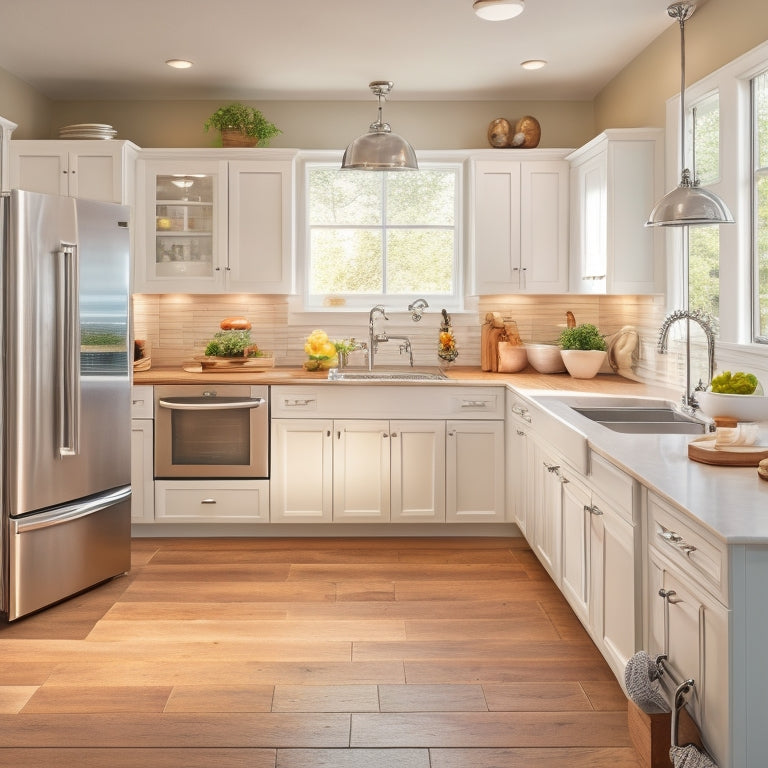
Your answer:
[657,309,716,410]
[368,304,414,369]
[368,305,389,371]
[408,298,429,321]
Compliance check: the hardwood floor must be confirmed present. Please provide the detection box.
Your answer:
[0,537,642,767]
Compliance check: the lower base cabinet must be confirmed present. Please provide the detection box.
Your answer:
[270,417,503,524]
[131,418,154,523]
[155,480,270,523]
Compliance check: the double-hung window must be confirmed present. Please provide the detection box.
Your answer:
[304,162,461,309]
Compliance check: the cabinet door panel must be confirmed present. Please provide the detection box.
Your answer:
[446,420,504,522]
[333,420,390,522]
[391,420,445,523]
[561,477,591,624]
[11,151,68,196]
[270,419,333,523]
[531,443,563,582]
[473,162,522,292]
[130,419,154,523]
[69,150,120,202]
[505,420,532,535]
[228,161,293,292]
[520,161,569,292]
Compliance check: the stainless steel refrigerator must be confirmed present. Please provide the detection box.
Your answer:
[1,189,132,621]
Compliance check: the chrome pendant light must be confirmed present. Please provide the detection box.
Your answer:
[473,0,525,21]
[646,2,733,227]
[341,81,418,171]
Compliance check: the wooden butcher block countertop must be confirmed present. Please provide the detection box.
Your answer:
[134,364,674,398]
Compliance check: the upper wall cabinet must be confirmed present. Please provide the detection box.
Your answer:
[10,139,139,204]
[567,129,664,295]
[133,149,296,294]
[470,151,570,295]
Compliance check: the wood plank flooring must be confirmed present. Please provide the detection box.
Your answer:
[0,536,642,767]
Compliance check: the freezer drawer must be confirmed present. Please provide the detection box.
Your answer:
[7,486,131,620]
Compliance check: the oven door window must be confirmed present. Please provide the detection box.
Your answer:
[171,408,251,466]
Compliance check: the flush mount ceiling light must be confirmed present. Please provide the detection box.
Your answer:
[341,81,418,171]
[165,59,193,69]
[521,59,547,70]
[646,1,733,227]
[473,0,525,21]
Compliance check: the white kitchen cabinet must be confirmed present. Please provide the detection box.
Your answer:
[333,419,391,523]
[130,419,154,524]
[648,553,729,766]
[10,139,138,203]
[567,128,664,294]
[530,441,564,582]
[560,473,592,624]
[505,397,534,536]
[471,153,570,295]
[0,115,17,192]
[134,149,295,294]
[270,418,334,523]
[271,417,447,524]
[446,420,505,522]
[155,479,270,523]
[390,420,446,523]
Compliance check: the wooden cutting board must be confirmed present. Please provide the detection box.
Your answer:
[688,436,768,466]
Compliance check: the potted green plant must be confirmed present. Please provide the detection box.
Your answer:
[558,322,607,379]
[204,102,281,147]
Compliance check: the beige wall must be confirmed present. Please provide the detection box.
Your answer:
[47,99,594,150]
[594,0,768,131]
[0,67,51,139]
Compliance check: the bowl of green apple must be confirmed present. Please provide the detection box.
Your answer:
[697,371,768,422]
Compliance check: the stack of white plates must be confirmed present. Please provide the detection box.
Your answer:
[58,123,117,140]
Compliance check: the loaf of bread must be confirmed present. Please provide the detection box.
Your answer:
[758,458,768,481]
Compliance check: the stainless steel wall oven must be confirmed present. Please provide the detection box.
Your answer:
[154,385,269,479]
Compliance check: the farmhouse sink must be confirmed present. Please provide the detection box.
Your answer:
[328,367,448,382]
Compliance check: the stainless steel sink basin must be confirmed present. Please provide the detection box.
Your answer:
[572,404,708,434]
[534,395,710,435]
[328,367,448,382]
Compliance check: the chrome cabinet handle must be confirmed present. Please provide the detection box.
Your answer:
[584,504,603,516]
[201,498,217,504]
[516,429,526,436]
[658,525,697,556]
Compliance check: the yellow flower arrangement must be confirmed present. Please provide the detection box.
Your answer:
[303,329,339,370]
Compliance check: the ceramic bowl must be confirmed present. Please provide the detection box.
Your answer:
[524,344,566,374]
[696,391,768,422]
[560,349,607,379]
[497,343,528,373]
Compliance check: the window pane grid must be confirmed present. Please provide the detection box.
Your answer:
[754,70,768,341]
[306,164,459,302]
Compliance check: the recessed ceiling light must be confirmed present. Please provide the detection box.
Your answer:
[165,59,193,69]
[521,59,547,70]
[473,0,525,21]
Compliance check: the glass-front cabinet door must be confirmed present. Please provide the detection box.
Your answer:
[135,159,228,292]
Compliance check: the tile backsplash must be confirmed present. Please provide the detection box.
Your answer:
[132,292,767,392]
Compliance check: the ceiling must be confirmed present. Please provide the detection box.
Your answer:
[0,0,675,102]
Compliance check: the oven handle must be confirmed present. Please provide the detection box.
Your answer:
[158,397,266,411]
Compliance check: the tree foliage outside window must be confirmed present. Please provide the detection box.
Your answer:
[754,70,768,341]
[688,94,721,334]
[307,165,458,304]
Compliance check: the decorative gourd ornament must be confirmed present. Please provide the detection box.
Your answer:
[487,118,512,148]
[510,115,541,148]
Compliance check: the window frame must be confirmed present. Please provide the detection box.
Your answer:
[664,39,768,355]
[295,150,468,313]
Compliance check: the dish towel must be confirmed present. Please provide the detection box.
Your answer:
[669,743,719,768]
[624,651,669,712]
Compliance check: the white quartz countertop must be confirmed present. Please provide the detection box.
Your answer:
[528,391,768,545]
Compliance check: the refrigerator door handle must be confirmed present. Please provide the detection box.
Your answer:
[11,486,131,534]
[57,244,81,457]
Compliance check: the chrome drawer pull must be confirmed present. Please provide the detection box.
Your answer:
[201,498,217,504]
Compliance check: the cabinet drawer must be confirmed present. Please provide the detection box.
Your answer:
[155,480,269,523]
[590,452,636,523]
[131,385,153,418]
[647,492,727,604]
